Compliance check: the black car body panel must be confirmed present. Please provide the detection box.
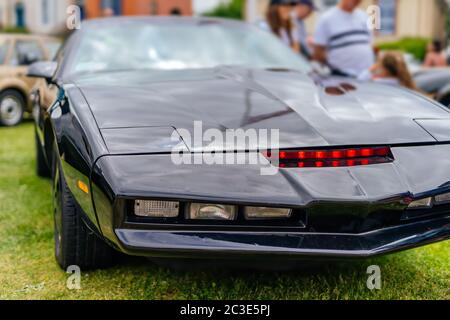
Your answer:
[33,17,450,262]
[114,216,450,259]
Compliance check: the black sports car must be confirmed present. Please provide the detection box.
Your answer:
[30,17,449,270]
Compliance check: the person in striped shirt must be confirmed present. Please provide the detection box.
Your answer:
[312,0,375,77]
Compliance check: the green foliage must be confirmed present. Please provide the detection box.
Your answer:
[377,37,430,61]
[203,0,244,20]
[0,26,29,34]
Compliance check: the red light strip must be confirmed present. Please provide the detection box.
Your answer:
[275,147,390,160]
[266,147,393,168]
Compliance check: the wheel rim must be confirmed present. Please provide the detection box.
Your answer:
[0,95,22,125]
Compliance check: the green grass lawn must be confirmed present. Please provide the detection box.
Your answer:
[0,122,449,300]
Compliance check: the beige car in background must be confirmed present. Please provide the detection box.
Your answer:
[0,34,60,126]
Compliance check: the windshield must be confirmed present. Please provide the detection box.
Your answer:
[45,40,62,60]
[67,22,311,75]
[0,39,10,65]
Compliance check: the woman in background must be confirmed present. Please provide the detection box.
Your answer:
[371,51,417,90]
[292,0,316,58]
[423,40,447,68]
[266,1,300,53]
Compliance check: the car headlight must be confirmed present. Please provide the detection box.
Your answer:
[134,200,179,217]
[407,197,433,210]
[244,207,292,220]
[434,192,450,205]
[188,203,237,220]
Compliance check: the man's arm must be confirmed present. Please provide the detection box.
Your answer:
[292,40,301,54]
[422,53,433,68]
[312,15,329,65]
[312,45,327,64]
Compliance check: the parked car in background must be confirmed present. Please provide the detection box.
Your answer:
[0,34,60,126]
[414,67,450,108]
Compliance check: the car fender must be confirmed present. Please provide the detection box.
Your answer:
[45,85,109,236]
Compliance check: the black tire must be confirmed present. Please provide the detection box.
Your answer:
[35,130,50,178]
[0,89,25,126]
[53,152,115,270]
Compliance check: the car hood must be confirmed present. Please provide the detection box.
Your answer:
[73,67,450,154]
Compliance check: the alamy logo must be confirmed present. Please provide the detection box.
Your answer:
[66,265,81,290]
[171,121,280,176]
[366,5,381,31]
[366,265,381,290]
[67,5,82,30]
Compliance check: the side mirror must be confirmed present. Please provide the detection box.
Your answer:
[19,52,40,66]
[27,61,58,82]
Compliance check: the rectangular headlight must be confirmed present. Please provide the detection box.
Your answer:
[407,197,433,210]
[188,203,237,220]
[434,192,450,205]
[244,207,292,220]
[134,200,179,218]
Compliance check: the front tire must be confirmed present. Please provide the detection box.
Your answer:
[0,90,25,126]
[53,154,115,270]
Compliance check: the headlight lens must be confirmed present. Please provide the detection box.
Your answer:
[244,207,292,220]
[434,192,450,205]
[134,200,179,217]
[407,197,433,210]
[188,203,237,220]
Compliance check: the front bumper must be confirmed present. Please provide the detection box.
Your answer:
[114,215,450,259]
